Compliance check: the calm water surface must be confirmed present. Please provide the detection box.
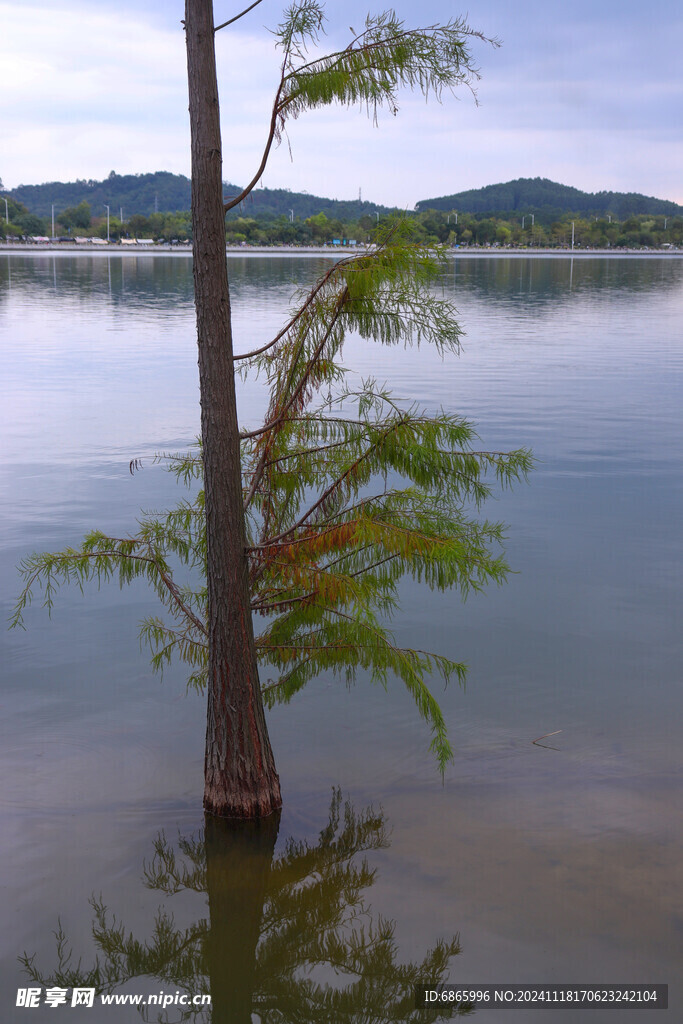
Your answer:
[1,253,681,1021]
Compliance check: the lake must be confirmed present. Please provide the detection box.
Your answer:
[1,252,681,1021]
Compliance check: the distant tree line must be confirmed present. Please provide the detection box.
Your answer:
[223,210,683,249]
[4,171,682,246]
[2,198,681,250]
[408,210,683,249]
[0,198,193,242]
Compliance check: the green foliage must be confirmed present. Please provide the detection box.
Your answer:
[0,194,42,237]
[1,220,26,239]
[417,175,683,222]
[8,169,681,245]
[274,4,494,126]
[221,207,682,249]
[14,212,48,235]
[13,229,531,770]
[9,170,394,224]
[59,200,91,229]
[11,172,196,220]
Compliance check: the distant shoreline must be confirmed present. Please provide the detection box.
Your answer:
[1,242,681,258]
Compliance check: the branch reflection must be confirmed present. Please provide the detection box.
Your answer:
[20,791,469,1021]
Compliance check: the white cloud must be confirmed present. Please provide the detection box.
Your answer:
[0,2,187,183]
[1,0,682,206]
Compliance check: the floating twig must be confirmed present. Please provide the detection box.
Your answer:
[532,729,563,750]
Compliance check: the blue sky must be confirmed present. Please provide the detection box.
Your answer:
[1,0,681,206]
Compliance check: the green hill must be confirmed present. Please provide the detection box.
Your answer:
[416,177,683,222]
[9,171,191,219]
[7,170,395,222]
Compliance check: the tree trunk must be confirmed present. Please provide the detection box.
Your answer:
[185,0,282,818]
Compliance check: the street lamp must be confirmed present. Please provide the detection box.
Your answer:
[104,204,110,242]
[3,197,8,224]
[289,209,294,223]
[51,203,55,239]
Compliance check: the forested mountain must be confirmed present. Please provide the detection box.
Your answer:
[3,171,681,249]
[9,171,191,218]
[7,171,681,226]
[416,177,683,222]
[7,171,395,221]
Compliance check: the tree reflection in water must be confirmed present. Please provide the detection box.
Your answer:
[21,791,470,1021]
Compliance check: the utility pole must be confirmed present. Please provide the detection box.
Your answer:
[571,221,575,250]
[3,197,8,224]
[104,204,110,242]
[51,204,55,239]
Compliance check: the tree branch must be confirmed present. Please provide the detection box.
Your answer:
[27,549,208,639]
[243,284,350,519]
[234,255,357,361]
[243,289,348,455]
[223,49,292,212]
[214,0,263,32]
[267,415,406,542]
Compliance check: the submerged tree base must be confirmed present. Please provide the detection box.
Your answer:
[204,769,282,820]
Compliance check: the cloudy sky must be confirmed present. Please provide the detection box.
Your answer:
[1,0,682,207]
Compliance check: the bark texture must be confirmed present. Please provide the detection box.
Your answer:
[185,0,282,818]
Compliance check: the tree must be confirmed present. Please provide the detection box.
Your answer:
[306,211,331,241]
[58,200,91,230]
[14,2,530,819]
[14,212,48,236]
[127,212,151,237]
[186,0,509,818]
